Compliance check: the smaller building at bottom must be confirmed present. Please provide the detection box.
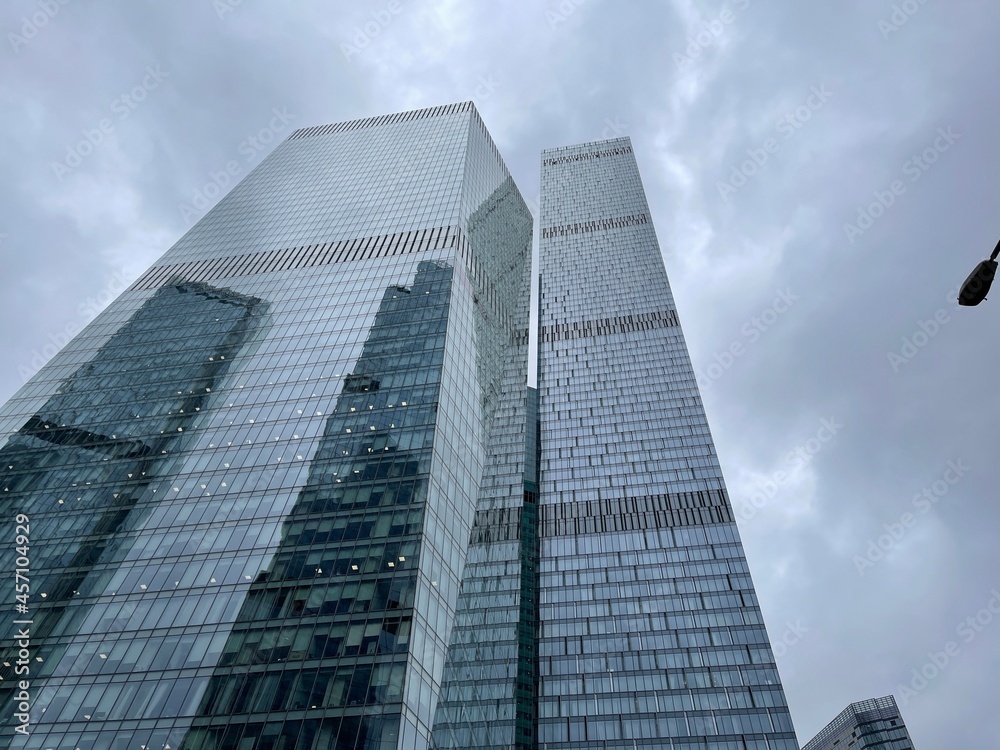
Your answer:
[803,695,915,750]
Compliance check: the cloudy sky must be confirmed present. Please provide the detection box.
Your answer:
[1,0,998,744]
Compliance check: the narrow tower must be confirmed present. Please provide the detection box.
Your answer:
[535,138,798,748]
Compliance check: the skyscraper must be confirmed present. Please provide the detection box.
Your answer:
[533,138,798,748]
[0,102,533,750]
[0,105,796,750]
[803,696,915,750]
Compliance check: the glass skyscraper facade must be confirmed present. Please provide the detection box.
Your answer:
[0,102,533,750]
[535,139,798,748]
[803,696,914,750]
[0,105,796,750]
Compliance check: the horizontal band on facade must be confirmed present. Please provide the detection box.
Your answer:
[128,230,520,339]
[290,102,474,139]
[544,489,733,520]
[539,308,678,343]
[469,489,733,543]
[541,505,734,537]
[129,226,462,291]
[540,212,649,239]
[542,145,633,167]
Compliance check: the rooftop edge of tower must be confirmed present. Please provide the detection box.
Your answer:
[540,135,633,158]
[287,100,479,141]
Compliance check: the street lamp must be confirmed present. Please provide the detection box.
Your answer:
[958,238,999,306]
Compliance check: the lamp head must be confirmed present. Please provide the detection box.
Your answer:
[958,259,997,306]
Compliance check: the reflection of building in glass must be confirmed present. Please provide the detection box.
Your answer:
[0,281,264,639]
[534,139,799,748]
[0,102,532,750]
[0,281,266,740]
[186,260,454,747]
[804,696,915,750]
